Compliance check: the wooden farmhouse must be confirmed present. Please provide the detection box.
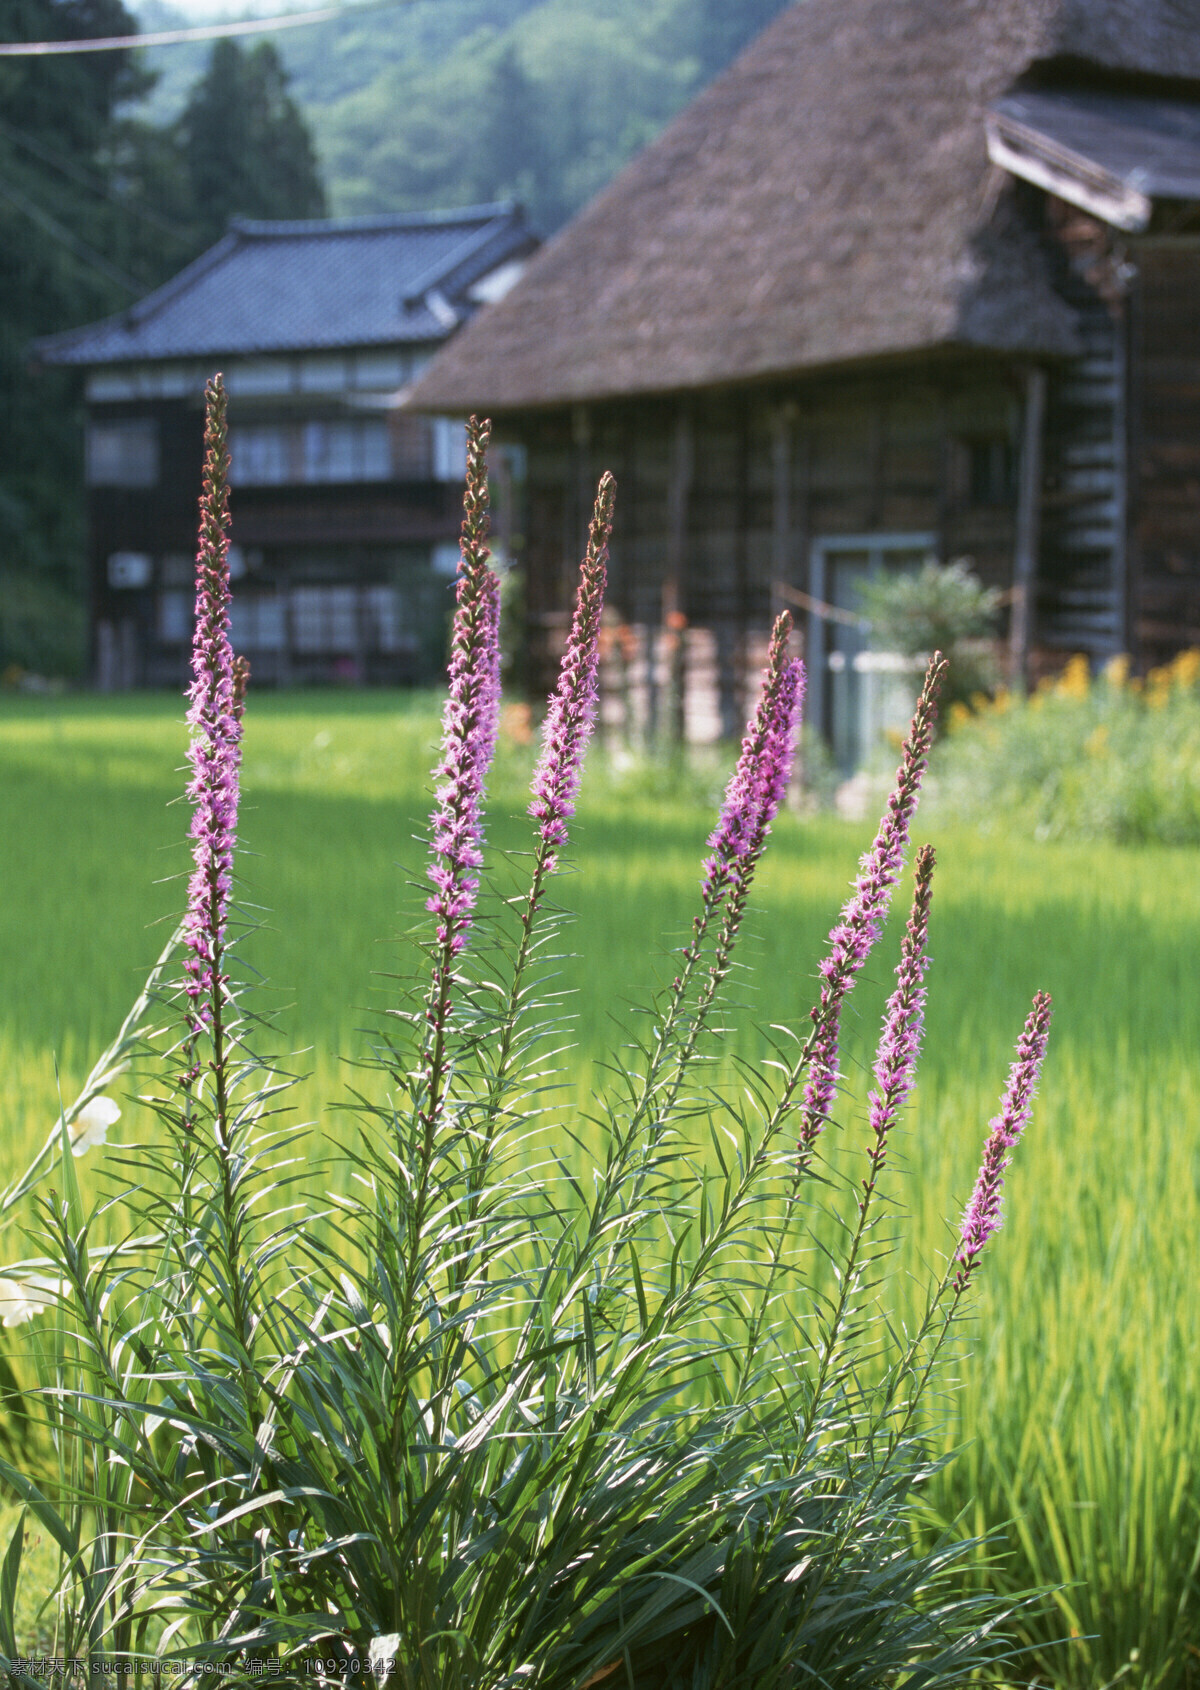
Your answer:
[410,0,1200,764]
[35,204,535,688]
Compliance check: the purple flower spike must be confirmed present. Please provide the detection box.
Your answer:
[797,653,947,1164]
[703,612,806,903]
[863,843,935,1188]
[427,417,502,962]
[530,472,615,869]
[182,375,241,1031]
[956,990,1052,1280]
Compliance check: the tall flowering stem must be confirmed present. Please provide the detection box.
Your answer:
[864,841,935,1191]
[438,474,614,1372]
[839,991,1053,1511]
[793,844,937,1439]
[955,990,1052,1287]
[554,613,805,1336]
[477,473,613,1113]
[175,375,266,1428]
[795,652,947,1166]
[422,417,502,1125]
[702,612,805,906]
[666,616,805,1088]
[182,375,242,1084]
[529,473,614,875]
[656,612,804,1078]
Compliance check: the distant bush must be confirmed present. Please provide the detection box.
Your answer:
[937,650,1200,843]
[857,559,1002,714]
[0,572,86,682]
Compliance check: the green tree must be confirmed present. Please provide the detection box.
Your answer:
[0,0,168,675]
[179,38,326,247]
[312,0,798,237]
[856,559,1003,712]
[472,43,544,208]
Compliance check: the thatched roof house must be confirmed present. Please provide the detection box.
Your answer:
[411,0,1200,764]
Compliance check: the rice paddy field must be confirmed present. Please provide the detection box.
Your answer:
[1,689,1198,1687]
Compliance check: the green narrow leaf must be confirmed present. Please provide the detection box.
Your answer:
[56,1095,87,1253]
[0,1457,80,1566]
[629,1245,649,1332]
[0,1508,25,1658]
[582,1293,598,1397]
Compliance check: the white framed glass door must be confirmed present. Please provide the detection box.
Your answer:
[807,533,936,773]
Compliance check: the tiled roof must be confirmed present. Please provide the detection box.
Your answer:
[36,203,535,366]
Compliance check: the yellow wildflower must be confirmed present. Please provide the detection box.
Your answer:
[1103,654,1130,690]
[1056,654,1090,701]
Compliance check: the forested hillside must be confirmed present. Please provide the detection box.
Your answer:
[134,0,793,234]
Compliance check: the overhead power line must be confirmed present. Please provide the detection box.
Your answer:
[0,1,402,56]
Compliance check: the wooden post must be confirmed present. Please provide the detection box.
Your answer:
[571,401,592,573]
[662,405,692,742]
[663,405,692,617]
[1009,365,1047,690]
[770,404,796,770]
[867,399,885,530]
[770,403,796,604]
[1112,287,1131,659]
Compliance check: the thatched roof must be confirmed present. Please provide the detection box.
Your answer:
[410,0,1200,412]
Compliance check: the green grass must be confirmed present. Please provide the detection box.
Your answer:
[1,690,1199,1684]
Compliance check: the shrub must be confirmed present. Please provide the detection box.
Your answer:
[0,571,86,683]
[938,650,1200,844]
[0,384,1051,1686]
[856,559,1002,713]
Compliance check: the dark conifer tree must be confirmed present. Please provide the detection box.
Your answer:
[473,44,543,209]
[179,38,326,247]
[0,0,159,674]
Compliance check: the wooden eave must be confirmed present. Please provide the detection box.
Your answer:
[986,112,1153,229]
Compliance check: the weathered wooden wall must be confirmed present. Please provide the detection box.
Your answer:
[511,355,1023,721]
[1128,239,1200,666]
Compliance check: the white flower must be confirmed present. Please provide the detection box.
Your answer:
[369,1636,401,1683]
[0,1276,54,1327]
[69,1095,120,1157]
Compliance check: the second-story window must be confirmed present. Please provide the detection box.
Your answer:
[303,420,391,481]
[229,420,393,486]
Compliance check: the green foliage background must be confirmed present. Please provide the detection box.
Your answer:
[135,0,791,236]
[937,649,1200,844]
